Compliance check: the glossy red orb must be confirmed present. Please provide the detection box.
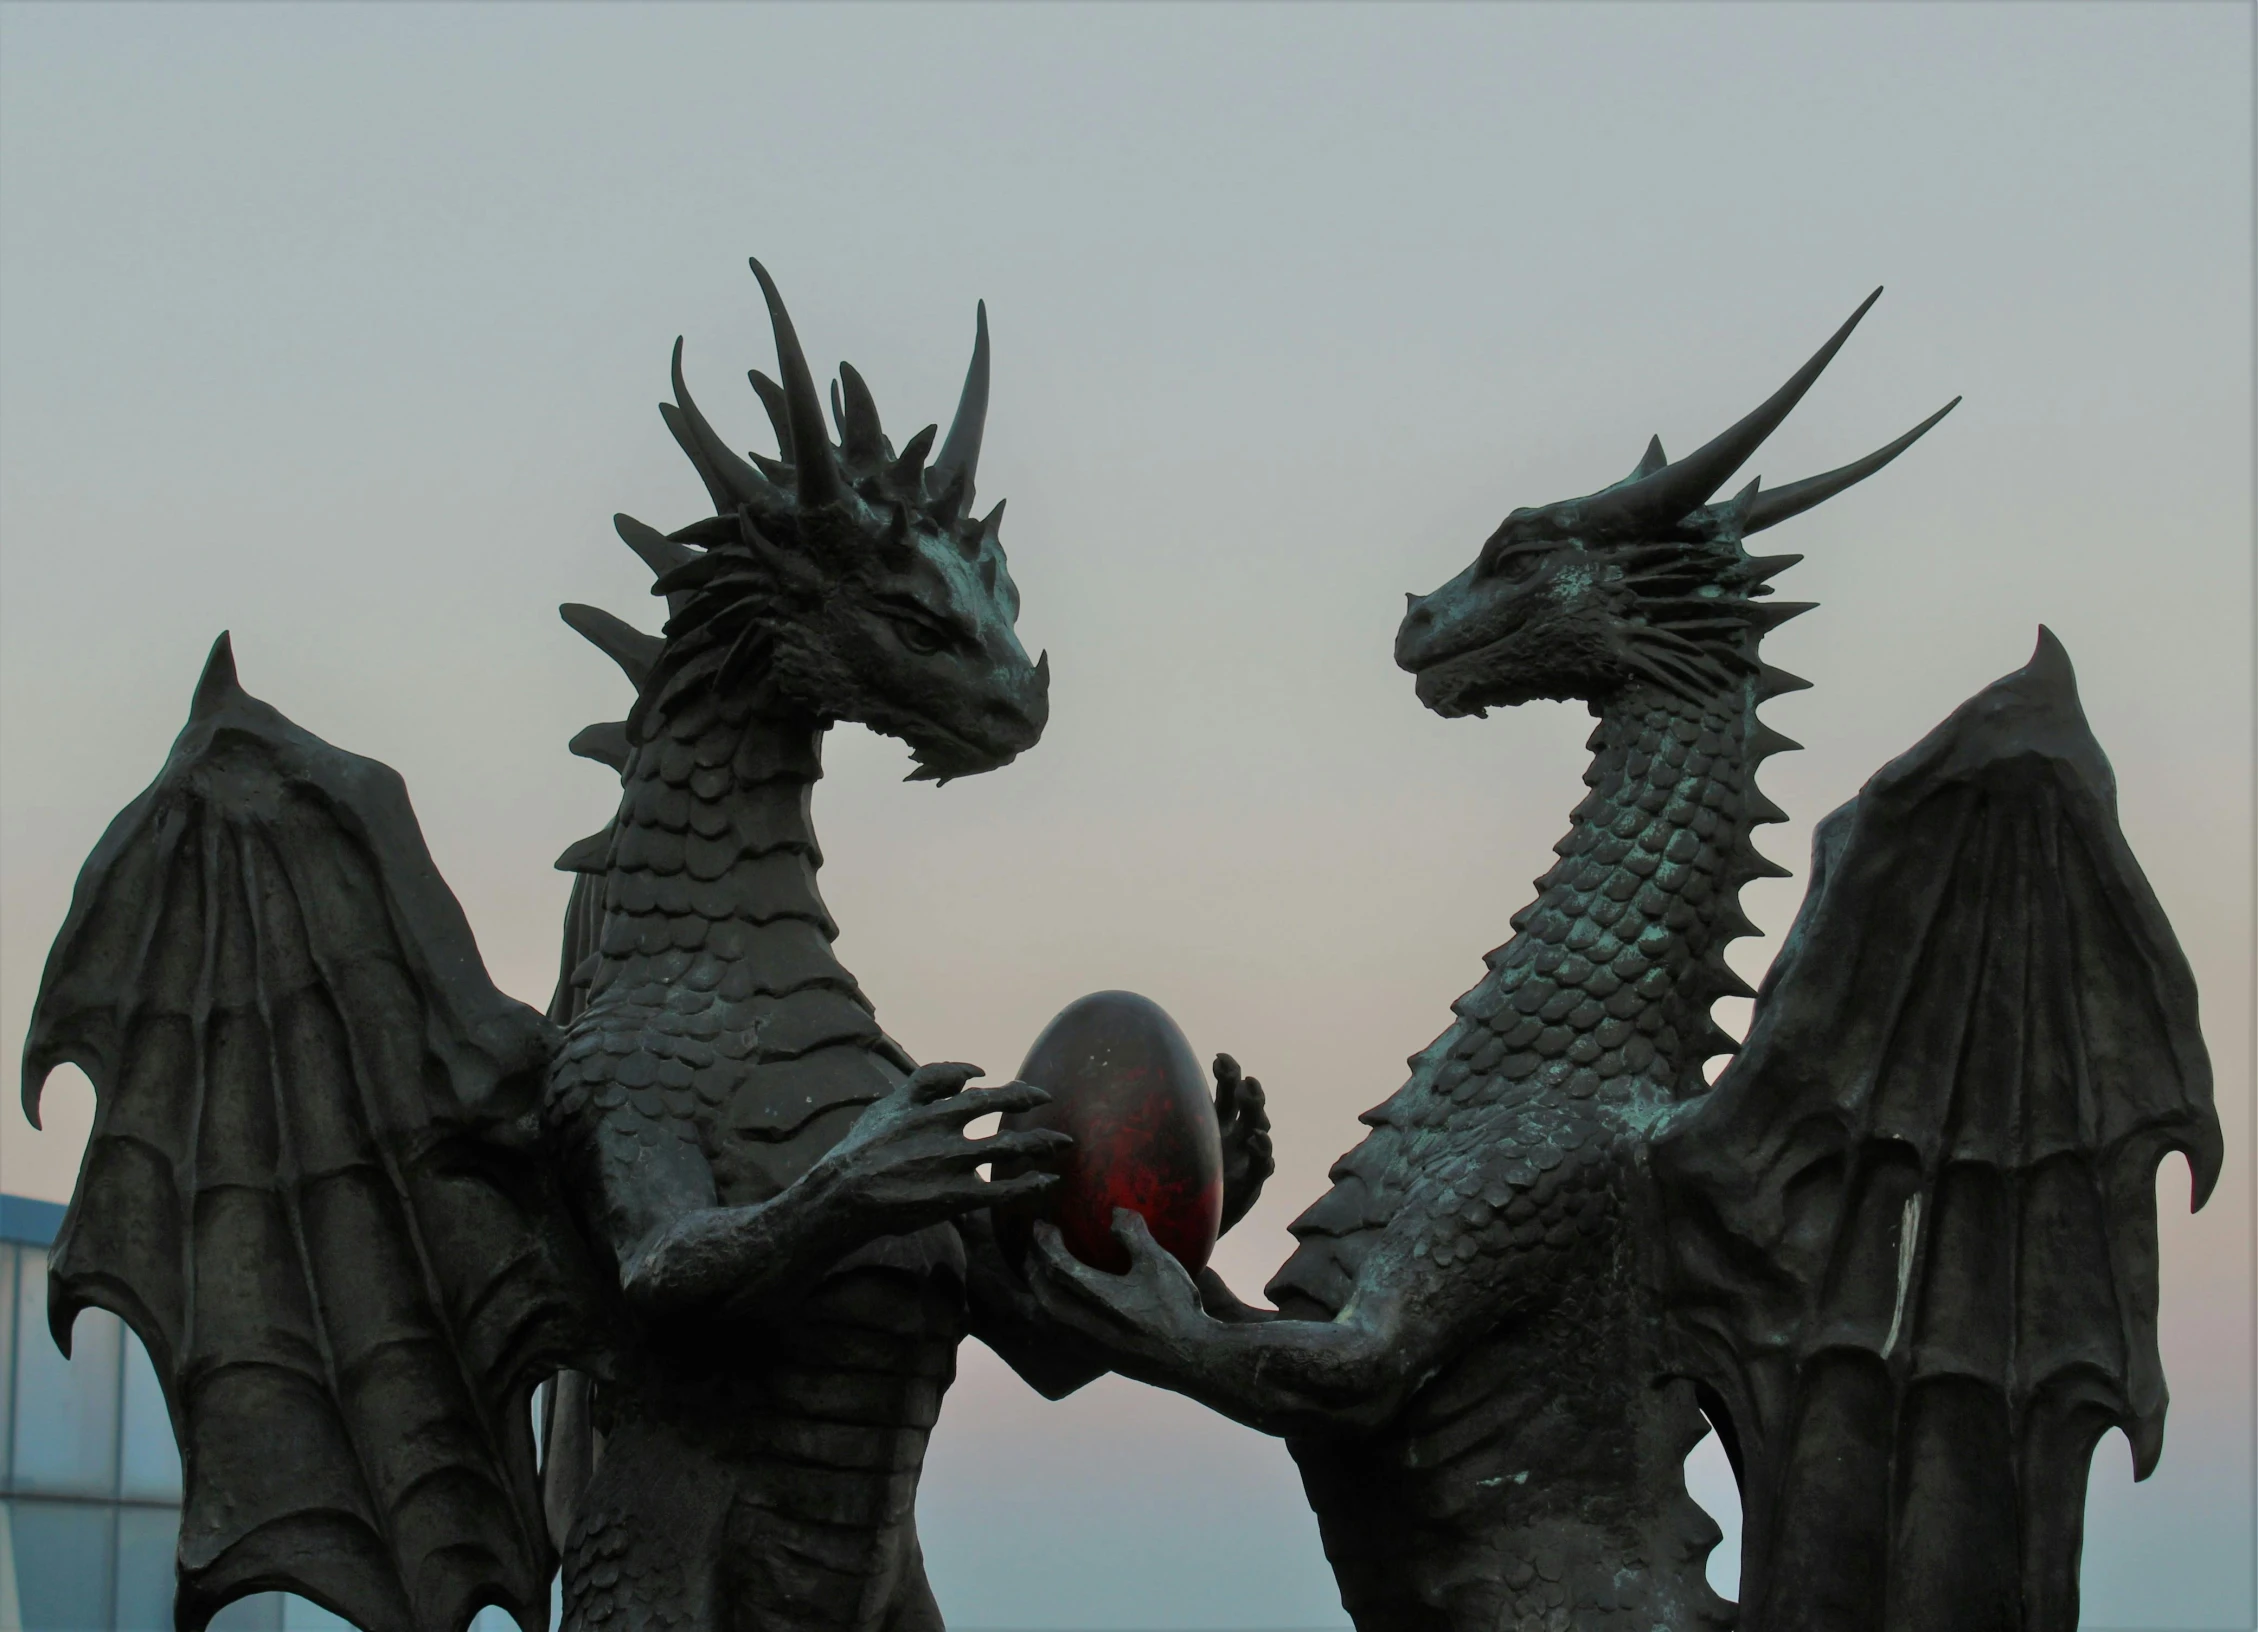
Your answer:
[999,990,1223,1275]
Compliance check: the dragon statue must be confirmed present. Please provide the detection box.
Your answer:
[1029,291,2224,1632]
[21,260,1268,1632]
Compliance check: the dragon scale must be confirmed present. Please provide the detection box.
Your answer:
[1268,662,1800,1631]
[545,677,962,1632]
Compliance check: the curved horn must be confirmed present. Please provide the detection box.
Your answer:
[665,338,785,515]
[1578,288,1884,534]
[931,299,989,497]
[747,258,840,507]
[1746,397,1960,534]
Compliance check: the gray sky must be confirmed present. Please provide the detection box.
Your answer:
[1,3,2249,1625]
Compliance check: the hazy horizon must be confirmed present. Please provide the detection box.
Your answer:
[2,4,2249,1626]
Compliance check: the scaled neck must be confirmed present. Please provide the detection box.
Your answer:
[585,678,850,1008]
[1457,671,1784,1104]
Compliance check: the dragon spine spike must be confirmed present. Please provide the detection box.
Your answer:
[1571,287,1882,535]
[1724,475,1762,527]
[554,831,609,874]
[1743,789,1792,826]
[1703,964,1758,1003]
[980,498,1006,540]
[1745,599,1819,633]
[835,362,885,461]
[933,464,971,529]
[1747,396,1962,534]
[888,424,937,490]
[1630,435,1667,481]
[930,299,988,497]
[667,339,782,515]
[560,604,663,690]
[614,513,698,581]
[1747,724,1802,761]
[1736,845,1795,882]
[191,629,241,719]
[1757,663,1813,699]
[746,257,841,508]
[568,721,631,773]
[745,368,794,457]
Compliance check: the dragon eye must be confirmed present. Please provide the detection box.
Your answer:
[1481,544,1546,584]
[886,612,947,656]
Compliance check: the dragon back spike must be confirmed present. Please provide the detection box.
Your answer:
[887,424,938,492]
[614,513,698,581]
[836,362,885,464]
[560,604,663,690]
[666,339,787,516]
[745,369,795,460]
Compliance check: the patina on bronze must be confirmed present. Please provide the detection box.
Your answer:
[19,261,1271,1632]
[19,272,2219,1632]
[1030,292,2223,1632]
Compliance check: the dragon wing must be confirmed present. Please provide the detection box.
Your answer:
[22,636,606,1632]
[1649,629,2222,1632]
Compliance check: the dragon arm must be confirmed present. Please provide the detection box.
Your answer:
[561,1063,1065,1323]
[1028,1211,1433,1437]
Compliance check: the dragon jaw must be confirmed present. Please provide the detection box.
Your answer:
[624,261,1049,783]
[1395,291,1956,718]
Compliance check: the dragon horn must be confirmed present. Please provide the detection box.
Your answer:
[1576,288,1884,535]
[748,258,841,508]
[745,369,794,459]
[931,299,989,500]
[1745,397,1961,534]
[665,339,784,515]
[836,361,885,463]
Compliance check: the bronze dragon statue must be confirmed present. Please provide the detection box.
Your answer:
[20,260,1267,1632]
[1029,291,2223,1632]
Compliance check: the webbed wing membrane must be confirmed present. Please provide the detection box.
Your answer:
[1650,630,2222,1632]
[22,636,606,1632]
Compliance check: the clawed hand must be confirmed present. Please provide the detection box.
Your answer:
[1025,1207,1208,1369]
[815,1062,1073,1237]
[1213,1054,1274,1233]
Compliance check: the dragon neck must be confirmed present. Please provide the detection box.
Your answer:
[1451,661,1803,1104]
[585,678,859,1009]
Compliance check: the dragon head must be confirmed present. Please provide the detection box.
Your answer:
[616,259,1048,782]
[1396,290,1956,718]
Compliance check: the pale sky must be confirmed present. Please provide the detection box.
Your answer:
[1,4,2249,1627]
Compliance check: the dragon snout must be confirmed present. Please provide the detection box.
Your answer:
[970,648,1050,760]
[1396,592,1442,673]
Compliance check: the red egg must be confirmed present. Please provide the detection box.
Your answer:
[998,990,1223,1275]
